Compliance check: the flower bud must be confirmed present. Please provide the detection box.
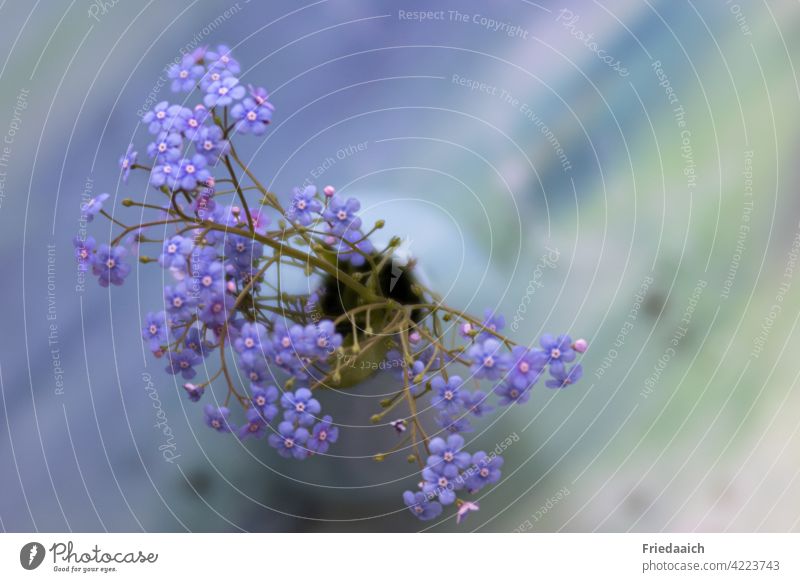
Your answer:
[573,338,588,353]
[323,185,335,197]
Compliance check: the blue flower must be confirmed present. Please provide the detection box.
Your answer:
[204,404,233,432]
[322,196,362,235]
[234,322,269,357]
[165,349,202,379]
[460,390,494,417]
[164,283,196,323]
[146,131,182,162]
[182,382,205,402]
[268,421,310,459]
[540,334,576,376]
[82,192,109,222]
[250,385,278,421]
[545,363,583,389]
[180,105,210,141]
[119,145,137,183]
[184,325,211,358]
[237,351,271,386]
[176,154,211,190]
[193,259,224,299]
[330,228,374,267]
[288,185,322,226]
[150,160,179,189]
[478,309,506,340]
[231,96,274,135]
[159,235,193,270]
[272,320,309,355]
[238,407,268,440]
[204,76,245,108]
[466,451,503,492]
[494,382,531,406]
[206,45,240,75]
[224,234,263,268]
[73,235,95,272]
[403,490,442,521]
[427,433,471,471]
[421,465,462,505]
[468,338,510,381]
[143,102,185,134]
[305,319,342,358]
[167,56,205,92]
[199,291,234,327]
[435,412,473,434]
[430,375,463,413]
[280,387,321,427]
[194,125,229,164]
[142,311,168,352]
[91,244,131,287]
[508,345,546,389]
[308,415,338,454]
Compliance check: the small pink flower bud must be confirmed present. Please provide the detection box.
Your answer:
[324,235,336,245]
[231,206,240,215]
[323,185,335,197]
[573,338,588,353]
[409,331,421,344]
[226,280,236,293]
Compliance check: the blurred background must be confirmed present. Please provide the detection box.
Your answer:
[1,0,799,532]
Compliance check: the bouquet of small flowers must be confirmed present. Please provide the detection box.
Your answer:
[75,44,586,524]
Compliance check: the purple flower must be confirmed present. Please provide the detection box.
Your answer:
[119,145,137,183]
[199,291,234,327]
[468,338,510,381]
[194,125,229,164]
[147,131,182,162]
[143,102,185,134]
[478,309,506,340]
[182,382,205,402]
[176,154,211,190]
[91,244,130,287]
[231,96,274,135]
[73,235,95,272]
[234,322,269,357]
[456,501,480,524]
[167,56,205,92]
[184,326,211,358]
[204,404,233,432]
[142,311,168,352]
[159,235,193,270]
[150,160,179,189]
[238,351,271,387]
[82,192,109,222]
[181,106,210,141]
[466,451,503,492]
[206,44,240,75]
[305,319,342,358]
[238,407,268,440]
[427,433,471,471]
[250,385,278,421]
[330,228,374,267]
[403,490,442,521]
[546,363,583,389]
[268,421,310,460]
[308,415,339,454]
[280,387,321,427]
[460,390,494,417]
[322,196,362,235]
[540,334,576,376]
[435,412,473,434]
[508,346,546,390]
[430,375,463,414]
[193,259,224,298]
[165,349,202,379]
[421,465,462,505]
[164,283,196,323]
[288,185,322,226]
[224,234,263,268]
[204,76,245,108]
[494,382,531,406]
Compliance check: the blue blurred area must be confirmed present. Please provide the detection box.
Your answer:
[1,0,799,532]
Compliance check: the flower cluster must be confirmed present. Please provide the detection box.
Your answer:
[75,44,587,526]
